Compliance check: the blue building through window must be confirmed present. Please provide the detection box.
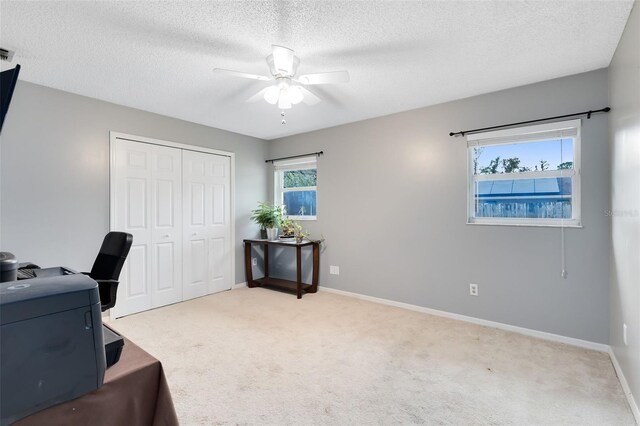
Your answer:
[474,177,572,219]
[283,190,317,217]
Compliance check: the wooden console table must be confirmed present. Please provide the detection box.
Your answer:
[243,239,320,299]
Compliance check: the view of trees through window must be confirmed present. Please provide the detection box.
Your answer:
[283,169,317,188]
[472,138,574,175]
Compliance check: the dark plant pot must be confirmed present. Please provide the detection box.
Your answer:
[260,229,267,239]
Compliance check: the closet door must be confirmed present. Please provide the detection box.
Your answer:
[112,140,183,318]
[112,140,153,317]
[182,150,231,300]
[150,145,183,308]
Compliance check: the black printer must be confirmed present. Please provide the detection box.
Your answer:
[0,274,106,425]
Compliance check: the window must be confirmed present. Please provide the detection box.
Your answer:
[467,119,581,227]
[274,156,317,220]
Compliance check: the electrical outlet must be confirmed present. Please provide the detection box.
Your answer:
[624,323,628,346]
[330,265,340,275]
[469,283,478,296]
[252,258,257,266]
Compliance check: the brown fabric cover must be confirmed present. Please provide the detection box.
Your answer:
[15,336,179,426]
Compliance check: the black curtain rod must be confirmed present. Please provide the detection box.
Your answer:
[449,107,611,137]
[265,151,324,163]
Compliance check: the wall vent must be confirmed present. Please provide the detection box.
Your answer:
[0,48,15,62]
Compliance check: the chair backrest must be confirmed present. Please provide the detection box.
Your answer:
[89,232,133,281]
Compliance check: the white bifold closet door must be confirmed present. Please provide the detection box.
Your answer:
[111,140,183,318]
[111,139,232,318]
[182,150,232,300]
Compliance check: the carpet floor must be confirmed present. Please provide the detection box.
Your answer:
[110,287,634,425]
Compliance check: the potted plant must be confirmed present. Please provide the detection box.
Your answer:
[281,219,308,243]
[250,202,282,240]
[280,217,294,238]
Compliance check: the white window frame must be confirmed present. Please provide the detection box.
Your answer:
[274,155,317,221]
[467,119,582,228]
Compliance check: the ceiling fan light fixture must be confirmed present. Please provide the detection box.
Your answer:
[264,85,280,104]
[289,85,304,105]
[278,88,292,109]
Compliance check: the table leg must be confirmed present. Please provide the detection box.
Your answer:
[244,242,257,288]
[264,243,269,278]
[296,245,302,299]
[310,242,319,293]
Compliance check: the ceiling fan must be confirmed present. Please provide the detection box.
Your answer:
[213,45,349,110]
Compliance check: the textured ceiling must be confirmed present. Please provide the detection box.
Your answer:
[0,1,634,140]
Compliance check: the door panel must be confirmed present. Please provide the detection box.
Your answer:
[156,180,174,227]
[209,237,228,293]
[183,150,209,300]
[157,153,174,171]
[191,239,206,282]
[183,150,231,300]
[126,245,147,297]
[150,144,183,308]
[212,162,225,178]
[155,243,175,291]
[127,150,147,168]
[112,140,182,317]
[207,155,231,294]
[190,183,205,225]
[126,179,147,228]
[112,140,153,318]
[192,158,205,176]
[212,184,225,224]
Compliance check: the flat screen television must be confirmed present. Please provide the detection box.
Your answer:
[0,64,21,133]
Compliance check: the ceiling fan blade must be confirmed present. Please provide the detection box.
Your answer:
[213,68,271,81]
[246,87,270,103]
[297,71,350,85]
[299,86,321,105]
[272,45,295,74]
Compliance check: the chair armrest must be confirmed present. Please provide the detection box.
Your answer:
[94,279,119,284]
[94,279,120,312]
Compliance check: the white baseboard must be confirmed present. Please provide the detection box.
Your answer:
[319,286,609,352]
[232,282,247,290]
[609,347,640,423]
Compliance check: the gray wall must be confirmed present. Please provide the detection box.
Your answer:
[609,0,640,410]
[269,69,611,344]
[0,81,268,283]
[0,70,615,345]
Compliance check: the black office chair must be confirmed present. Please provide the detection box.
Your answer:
[83,232,133,312]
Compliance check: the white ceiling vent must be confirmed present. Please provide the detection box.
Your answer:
[0,48,15,62]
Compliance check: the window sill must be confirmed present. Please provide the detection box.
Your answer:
[286,216,317,221]
[467,220,582,228]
